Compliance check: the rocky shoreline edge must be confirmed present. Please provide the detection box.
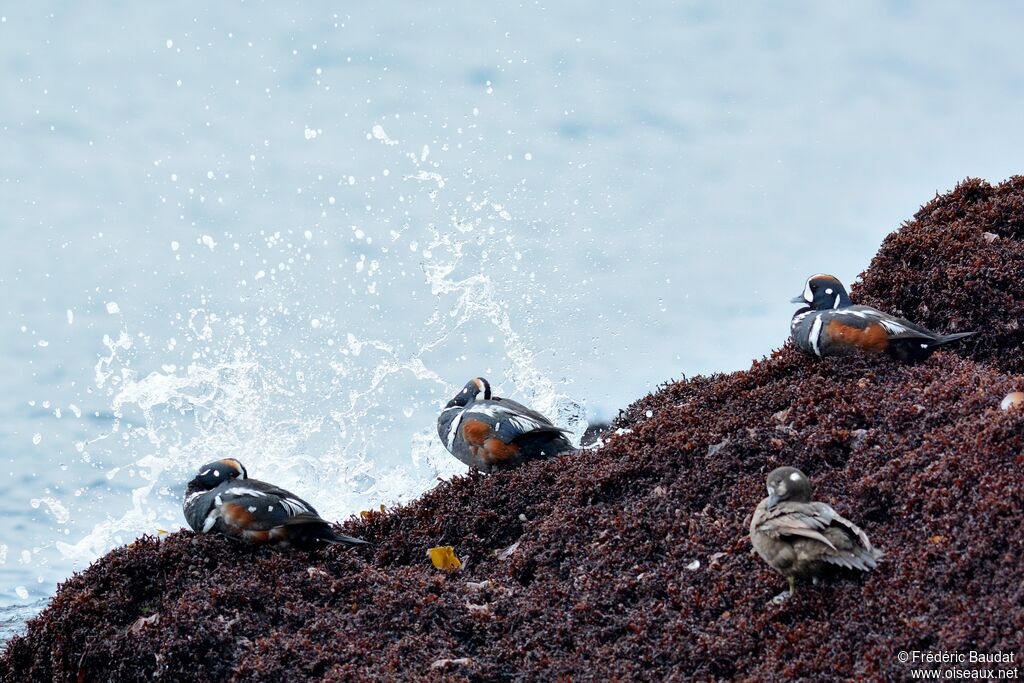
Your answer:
[3,178,1023,681]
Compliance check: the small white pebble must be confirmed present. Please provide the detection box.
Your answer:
[1000,391,1024,411]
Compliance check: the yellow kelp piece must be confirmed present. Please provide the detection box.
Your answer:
[428,546,463,572]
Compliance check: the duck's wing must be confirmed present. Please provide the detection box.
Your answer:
[753,502,839,551]
[811,503,883,570]
[837,306,940,341]
[466,399,569,441]
[211,478,326,532]
[807,502,873,548]
[754,500,881,571]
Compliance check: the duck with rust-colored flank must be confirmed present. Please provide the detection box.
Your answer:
[790,274,974,361]
[183,458,369,550]
[437,377,574,472]
[750,466,882,600]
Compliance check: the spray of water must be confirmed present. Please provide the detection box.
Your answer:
[53,127,588,565]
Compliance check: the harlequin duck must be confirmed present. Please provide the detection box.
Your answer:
[750,466,882,599]
[790,274,974,361]
[437,377,574,472]
[183,459,369,549]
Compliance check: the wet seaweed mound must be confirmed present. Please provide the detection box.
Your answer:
[3,179,1024,681]
[857,176,1024,374]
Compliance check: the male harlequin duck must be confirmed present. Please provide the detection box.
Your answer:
[183,459,369,549]
[790,274,974,361]
[750,466,882,599]
[437,377,574,472]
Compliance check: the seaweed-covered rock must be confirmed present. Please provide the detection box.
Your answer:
[857,176,1024,374]
[3,180,1024,682]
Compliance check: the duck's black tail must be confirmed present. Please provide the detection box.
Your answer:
[932,331,976,347]
[289,520,370,550]
[323,530,371,547]
[891,330,976,362]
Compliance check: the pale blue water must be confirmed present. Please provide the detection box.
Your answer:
[3,1,1024,644]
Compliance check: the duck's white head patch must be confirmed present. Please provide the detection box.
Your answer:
[802,278,814,303]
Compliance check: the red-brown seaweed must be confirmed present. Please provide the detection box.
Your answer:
[2,178,1022,682]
